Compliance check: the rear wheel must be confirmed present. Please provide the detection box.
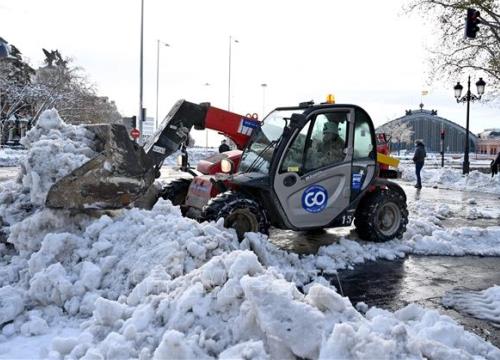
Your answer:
[160,178,192,213]
[202,191,269,241]
[354,189,408,242]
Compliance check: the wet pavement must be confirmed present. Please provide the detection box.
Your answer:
[331,256,500,347]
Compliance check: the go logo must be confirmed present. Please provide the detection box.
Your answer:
[302,185,328,213]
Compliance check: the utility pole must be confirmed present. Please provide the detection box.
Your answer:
[138,0,144,138]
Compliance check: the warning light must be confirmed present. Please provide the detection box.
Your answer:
[326,94,335,104]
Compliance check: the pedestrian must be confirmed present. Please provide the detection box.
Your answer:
[491,151,500,177]
[413,139,426,189]
[218,139,230,153]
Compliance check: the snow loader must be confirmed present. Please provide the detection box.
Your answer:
[46,99,408,242]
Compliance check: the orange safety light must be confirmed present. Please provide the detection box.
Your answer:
[326,94,335,104]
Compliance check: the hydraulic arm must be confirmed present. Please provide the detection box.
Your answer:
[46,100,258,210]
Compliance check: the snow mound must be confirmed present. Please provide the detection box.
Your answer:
[401,165,500,194]
[54,251,499,359]
[443,286,500,326]
[0,148,27,167]
[19,109,97,206]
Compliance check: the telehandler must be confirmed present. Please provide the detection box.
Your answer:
[46,99,408,241]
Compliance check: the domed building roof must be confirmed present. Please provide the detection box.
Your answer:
[478,129,500,139]
[376,104,477,153]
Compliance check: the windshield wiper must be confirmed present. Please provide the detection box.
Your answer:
[243,137,280,173]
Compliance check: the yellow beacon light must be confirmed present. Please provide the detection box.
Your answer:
[326,94,335,104]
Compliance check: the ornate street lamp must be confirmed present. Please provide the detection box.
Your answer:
[453,76,486,174]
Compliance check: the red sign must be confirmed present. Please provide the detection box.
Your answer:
[130,128,140,139]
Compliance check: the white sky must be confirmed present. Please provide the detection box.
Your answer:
[2,0,498,146]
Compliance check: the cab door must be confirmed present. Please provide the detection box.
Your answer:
[273,108,355,229]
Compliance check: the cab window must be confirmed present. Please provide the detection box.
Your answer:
[304,112,348,172]
[280,111,348,174]
[353,110,375,159]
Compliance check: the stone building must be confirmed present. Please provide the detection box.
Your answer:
[477,129,500,157]
[376,104,477,153]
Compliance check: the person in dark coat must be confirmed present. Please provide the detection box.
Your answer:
[491,152,500,177]
[219,139,230,153]
[413,139,426,189]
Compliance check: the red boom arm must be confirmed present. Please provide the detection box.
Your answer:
[204,106,260,150]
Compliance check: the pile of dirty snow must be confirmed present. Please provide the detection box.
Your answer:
[0,109,500,358]
[37,251,500,359]
[400,164,500,194]
[0,110,97,240]
[0,148,27,167]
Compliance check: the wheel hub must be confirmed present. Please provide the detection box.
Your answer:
[225,209,259,240]
[376,202,401,237]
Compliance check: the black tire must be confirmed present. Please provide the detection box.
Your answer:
[160,178,192,209]
[354,189,408,242]
[202,191,270,241]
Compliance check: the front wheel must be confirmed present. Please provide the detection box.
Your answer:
[202,191,269,241]
[354,189,408,242]
[160,178,192,215]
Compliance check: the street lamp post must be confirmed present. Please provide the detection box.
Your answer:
[227,36,239,111]
[260,83,267,119]
[204,82,210,153]
[453,76,486,175]
[155,40,170,130]
[138,0,145,139]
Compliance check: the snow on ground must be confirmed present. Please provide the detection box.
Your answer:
[443,286,500,328]
[0,148,27,167]
[0,110,499,358]
[162,147,219,167]
[400,164,500,194]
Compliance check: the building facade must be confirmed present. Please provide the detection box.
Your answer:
[376,105,477,153]
[477,129,500,157]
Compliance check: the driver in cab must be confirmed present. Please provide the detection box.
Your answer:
[308,120,345,169]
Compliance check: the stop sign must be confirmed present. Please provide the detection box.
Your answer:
[130,128,140,139]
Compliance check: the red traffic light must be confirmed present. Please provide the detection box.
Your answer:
[465,8,481,39]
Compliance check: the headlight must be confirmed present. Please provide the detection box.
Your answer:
[221,159,234,173]
[176,154,183,167]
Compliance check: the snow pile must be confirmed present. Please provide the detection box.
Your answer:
[0,201,239,333]
[400,165,500,194]
[0,148,27,167]
[0,110,500,357]
[0,109,97,239]
[50,251,499,359]
[18,109,97,206]
[443,286,500,327]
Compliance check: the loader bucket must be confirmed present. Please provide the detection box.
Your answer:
[45,124,156,210]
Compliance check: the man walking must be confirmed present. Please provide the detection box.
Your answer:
[490,152,500,177]
[413,139,426,189]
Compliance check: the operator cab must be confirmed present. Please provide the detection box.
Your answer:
[235,101,378,231]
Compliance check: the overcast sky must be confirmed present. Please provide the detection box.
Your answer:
[2,0,498,145]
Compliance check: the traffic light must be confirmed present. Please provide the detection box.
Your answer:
[440,130,445,140]
[465,8,480,39]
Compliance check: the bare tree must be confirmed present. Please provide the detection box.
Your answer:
[2,47,121,126]
[406,0,500,94]
[378,121,414,155]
